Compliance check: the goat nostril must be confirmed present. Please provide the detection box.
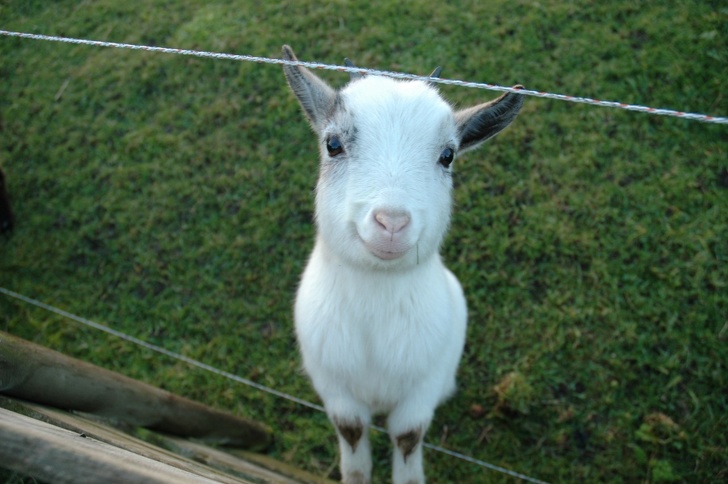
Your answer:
[374,211,410,234]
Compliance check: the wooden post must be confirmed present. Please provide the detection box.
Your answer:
[0,331,271,449]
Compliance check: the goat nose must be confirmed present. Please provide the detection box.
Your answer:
[374,211,410,234]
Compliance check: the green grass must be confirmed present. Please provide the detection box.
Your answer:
[1,1,726,482]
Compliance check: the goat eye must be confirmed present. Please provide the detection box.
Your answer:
[326,136,344,157]
[438,147,455,168]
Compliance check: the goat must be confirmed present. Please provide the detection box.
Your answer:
[0,167,13,233]
[282,45,524,484]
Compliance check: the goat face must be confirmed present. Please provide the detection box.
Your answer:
[283,46,523,270]
[314,76,456,270]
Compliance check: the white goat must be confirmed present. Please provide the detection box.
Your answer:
[282,45,524,484]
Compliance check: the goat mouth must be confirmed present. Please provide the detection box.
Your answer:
[355,231,409,261]
[369,247,407,260]
[362,239,409,260]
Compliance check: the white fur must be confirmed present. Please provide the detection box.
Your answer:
[283,46,523,483]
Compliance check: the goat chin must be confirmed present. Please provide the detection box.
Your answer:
[282,44,523,483]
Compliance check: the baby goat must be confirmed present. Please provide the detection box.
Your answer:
[282,45,524,484]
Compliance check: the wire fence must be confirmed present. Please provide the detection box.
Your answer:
[1,29,727,125]
[0,286,548,484]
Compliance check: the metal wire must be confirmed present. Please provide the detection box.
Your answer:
[0,286,548,484]
[0,29,726,125]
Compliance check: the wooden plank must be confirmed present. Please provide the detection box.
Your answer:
[230,449,338,484]
[0,398,251,483]
[0,331,270,448]
[0,396,334,483]
[0,406,249,484]
[163,437,303,484]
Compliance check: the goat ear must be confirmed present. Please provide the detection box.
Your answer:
[344,58,365,81]
[282,45,337,131]
[455,86,525,153]
[427,66,443,88]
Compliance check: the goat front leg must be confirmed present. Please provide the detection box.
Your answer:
[392,426,426,484]
[323,396,372,484]
[387,396,436,484]
[332,414,372,484]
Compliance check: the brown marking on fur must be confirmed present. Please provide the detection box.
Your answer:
[343,470,369,484]
[396,428,422,463]
[333,417,364,453]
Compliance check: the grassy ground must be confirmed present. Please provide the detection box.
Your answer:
[1,1,726,482]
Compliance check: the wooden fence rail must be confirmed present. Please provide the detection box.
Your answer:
[0,331,270,447]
